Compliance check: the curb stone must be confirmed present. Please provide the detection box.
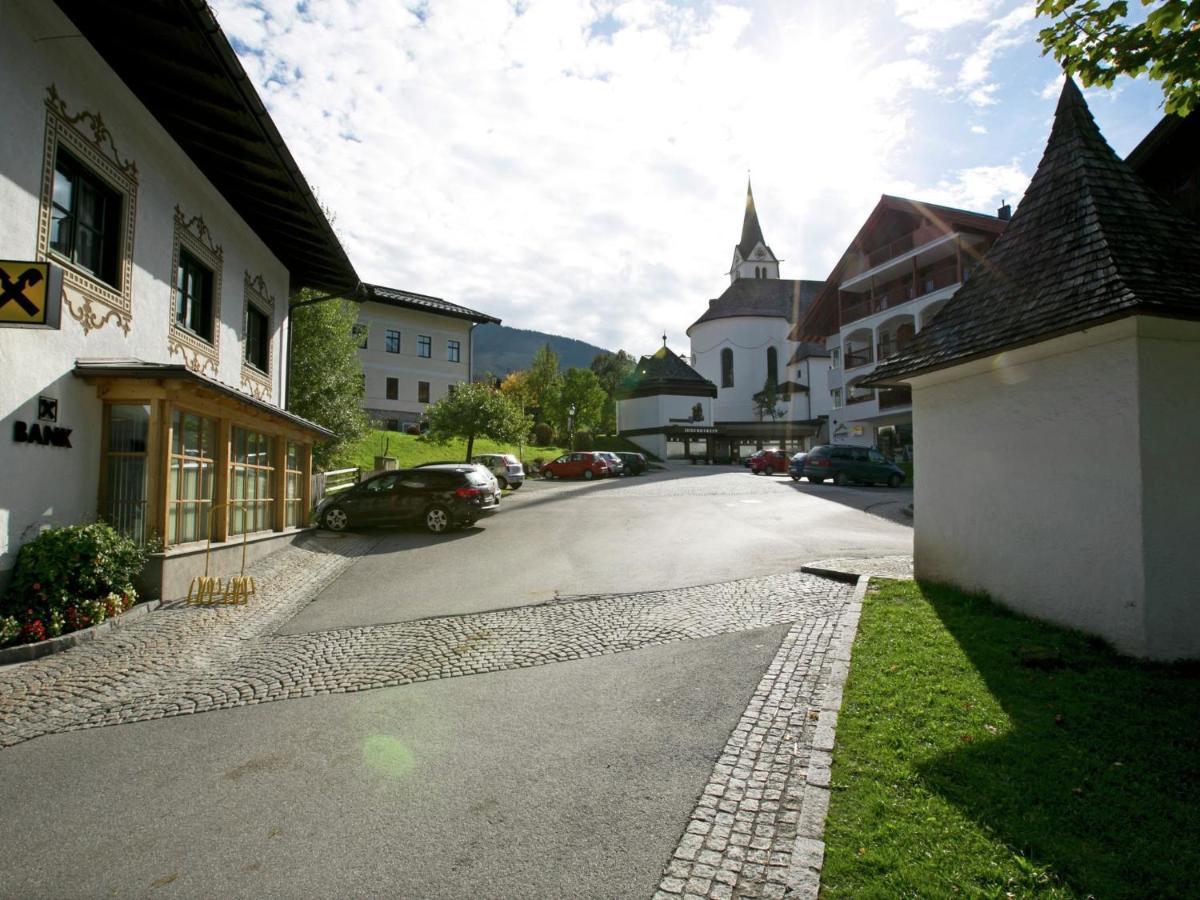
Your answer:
[0,600,163,666]
[784,574,868,898]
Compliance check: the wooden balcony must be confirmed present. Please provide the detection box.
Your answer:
[878,386,912,410]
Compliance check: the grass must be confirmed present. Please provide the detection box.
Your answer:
[821,580,1200,899]
[334,430,565,472]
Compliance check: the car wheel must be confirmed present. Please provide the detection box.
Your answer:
[424,505,451,534]
[790,475,800,482]
[764,465,774,476]
[807,476,825,484]
[544,470,555,480]
[498,476,509,489]
[322,507,349,532]
[509,482,522,490]
[834,471,850,486]
[889,474,903,488]
[583,469,594,480]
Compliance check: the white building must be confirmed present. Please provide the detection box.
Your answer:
[630,182,827,461]
[867,79,1200,660]
[356,284,500,432]
[615,344,717,461]
[0,0,357,598]
[792,196,1007,455]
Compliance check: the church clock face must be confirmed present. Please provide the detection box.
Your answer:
[753,248,765,258]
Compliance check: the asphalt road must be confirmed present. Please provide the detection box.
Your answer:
[283,464,912,634]
[0,625,788,900]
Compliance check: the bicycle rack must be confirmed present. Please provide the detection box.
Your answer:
[185,503,257,606]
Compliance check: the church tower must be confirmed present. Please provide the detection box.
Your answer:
[729,179,780,283]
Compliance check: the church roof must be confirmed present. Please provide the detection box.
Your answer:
[688,278,824,334]
[866,78,1200,387]
[615,346,717,400]
[788,342,830,365]
[737,180,770,259]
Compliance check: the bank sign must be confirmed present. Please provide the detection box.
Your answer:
[0,260,62,328]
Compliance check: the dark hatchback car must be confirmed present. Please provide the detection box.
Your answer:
[316,465,499,533]
[788,452,808,481]
[615,451,648,475]
[802,444,905,487]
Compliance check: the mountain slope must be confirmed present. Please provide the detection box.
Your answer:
[472,323,613,375]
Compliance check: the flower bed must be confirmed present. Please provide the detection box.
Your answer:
[0,523,147,648]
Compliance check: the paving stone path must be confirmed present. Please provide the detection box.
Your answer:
[0,533,854,752]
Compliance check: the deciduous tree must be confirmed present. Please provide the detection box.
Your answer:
[1037,0,1200,114]
[590,350,636,433]
[288,291,370,469]
[422,382,532,461]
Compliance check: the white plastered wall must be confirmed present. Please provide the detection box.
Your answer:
[909,316,1197,659]
[357,302,474,424]
[616,393,713,460]
[0,0,290,574]
[689,317,792,422]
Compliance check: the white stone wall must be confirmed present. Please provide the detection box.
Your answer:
[910,317,1198,660]
[616,393,713,461]
[0,0,289,574]
[690,317,792,423]
[357,301,475,426]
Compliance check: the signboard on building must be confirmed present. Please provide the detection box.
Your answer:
[0,261,62,328]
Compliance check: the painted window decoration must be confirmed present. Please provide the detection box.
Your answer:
[418,381,430,404]
[767,347,778,385]
[386,377,399,400]
[385,329,400,353]
[352,323,369,349]
[229,426,274,536]
[448,339,461,363]
[104,404,149,542]
[285,441,304,528]
[418,335,432,358]
[167,409,216,546]
[721,348,734,388]
[244,303,269,372]
[50,148,122,288]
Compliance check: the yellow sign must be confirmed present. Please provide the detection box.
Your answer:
[0,261,61,327]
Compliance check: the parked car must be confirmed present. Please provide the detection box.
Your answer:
[749,449,790,475]
[540,452,610,480]
[472,453,525,489]
[788,452,808,481]
[802,445,905,487]
[316,465,499,533]
[614,451,648,475]
[594,451,625,476]
[417,461,502,503]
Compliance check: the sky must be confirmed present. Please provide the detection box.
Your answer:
[209,0,1168,359]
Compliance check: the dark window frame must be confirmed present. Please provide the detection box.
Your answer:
[385,329,401,353]
[244,303,270,373]
[721,348,734,388]
[386,377,399,400]
[49,147,122,288]
[175,248,215,343]
[418,335,432,358]
[447,339,461,363]
[418,380,430,403]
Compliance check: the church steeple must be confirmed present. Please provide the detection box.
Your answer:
[730,178,780,283]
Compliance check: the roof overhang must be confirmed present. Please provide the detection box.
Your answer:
[361,284,501,324]
[72,359,335,438]
[51,0,359,297]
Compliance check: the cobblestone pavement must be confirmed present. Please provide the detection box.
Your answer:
[0,533,854,752]
[653,592,862,900]
[803,554,914,580]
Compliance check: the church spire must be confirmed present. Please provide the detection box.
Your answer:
[730,178,779,283]
[738,179,766,259]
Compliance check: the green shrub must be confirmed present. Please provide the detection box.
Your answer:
[1,523,145,645]
[573,430,594,450]
[532,422,555,445]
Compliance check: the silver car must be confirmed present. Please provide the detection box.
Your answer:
[471,453,525,489]
[594,451,625,476]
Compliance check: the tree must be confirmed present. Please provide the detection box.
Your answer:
[526,344,561,419]
[752,378,785,423]
[1036,0,1200,115]
[422,382,532,461]
[590,350,636,434]
[288,291,370,470]
[545,367,608,441]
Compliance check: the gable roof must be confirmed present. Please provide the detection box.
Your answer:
[866,78,1200,387]
[52,0,358,297]
[688,278,824,334]
[362,284,500,324]
[615,346,717,400]
[791,195,1007,341]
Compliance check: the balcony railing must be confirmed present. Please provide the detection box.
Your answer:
[846,390,875,405]
[843,349,874,368]
[878,386,912,410]
[840,260,961,327]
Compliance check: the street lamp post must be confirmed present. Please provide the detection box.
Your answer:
[568,403,577,450]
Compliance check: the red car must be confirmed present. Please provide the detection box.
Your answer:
[540,452,610,480]
[749,449,790,475]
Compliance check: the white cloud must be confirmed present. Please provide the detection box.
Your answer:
[971,124,989,134]
[957,3,1034,107]
[897,161,1032,213]
[895,0,1001,31]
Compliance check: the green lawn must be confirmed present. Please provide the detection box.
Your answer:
[822,580,1200,899]
[333,430,565,472]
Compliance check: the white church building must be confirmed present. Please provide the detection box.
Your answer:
[618,183,830,461]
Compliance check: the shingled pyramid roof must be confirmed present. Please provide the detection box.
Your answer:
[867,78,1200,386]
[615,345,717,400]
